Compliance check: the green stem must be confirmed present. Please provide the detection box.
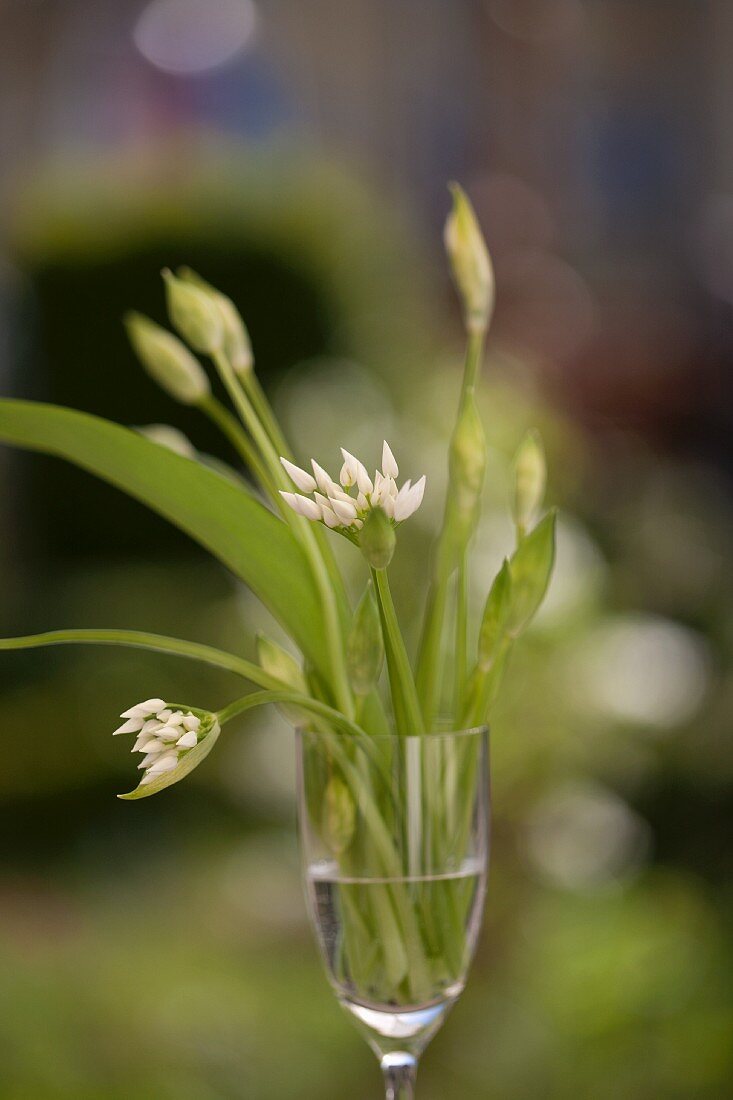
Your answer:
[0,628,281,689]
[198,394,279,505]
[213,350,354,719]
[372,568,423,734]
[240,370,293,461]
[453,551,469,717]
[217,690,365,741]
[416,326,486,730]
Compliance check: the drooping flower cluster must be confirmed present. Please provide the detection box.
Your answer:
[113,698,205,786]
[279,441,426,532]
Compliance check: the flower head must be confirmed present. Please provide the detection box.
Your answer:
[279,442,425,537]
[113,697,220,798]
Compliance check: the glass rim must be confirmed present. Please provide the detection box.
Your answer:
[297,724,489,743]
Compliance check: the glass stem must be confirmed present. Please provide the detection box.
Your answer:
[381,1052,417,1099]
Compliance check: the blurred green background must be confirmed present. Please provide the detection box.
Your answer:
[1,2,732,1097]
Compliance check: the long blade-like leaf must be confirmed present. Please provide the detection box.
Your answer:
[0,400,330,678]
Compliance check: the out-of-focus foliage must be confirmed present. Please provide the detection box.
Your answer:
[1,163,731,1099]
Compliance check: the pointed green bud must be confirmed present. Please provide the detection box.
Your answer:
[507,510,556,636]
[256,634,307,693]
[346,580,384,695]
[124,312,210,405]
[256,634,307,725]
[162,268,224,355]
[178,267,253,374]
[137,424,197,459]
[444,183,494,331]
[477,559,512,671]
[322,774,356,855]
[360,506,396,570]
[512,430,546,536]
[449,393,487,526]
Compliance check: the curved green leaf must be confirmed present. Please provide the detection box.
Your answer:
[0,628,281,689]
[0,400,331,678]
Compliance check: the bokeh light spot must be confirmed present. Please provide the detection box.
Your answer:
[133,0,258,76]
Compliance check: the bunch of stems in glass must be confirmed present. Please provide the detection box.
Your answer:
[0,185,554,1016]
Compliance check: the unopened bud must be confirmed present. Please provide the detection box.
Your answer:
[162,269,224,355]
[137,424,197,459]
[124,312,210,405]
[512,430,546,536]
[449,393,487,525]
[256,634,307,725]
[322,774,355,854]
[178,268,253,374]
[360,506,396,570]
[444,183,494,331]
[346,581,384,695]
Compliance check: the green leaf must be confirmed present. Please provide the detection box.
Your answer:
[507,510,556,636]
[0,628,280,689]
[477,558,512,671]
[0,400,331,679]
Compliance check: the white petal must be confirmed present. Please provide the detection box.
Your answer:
[138,749,165,768]
[339,461,354,488]
[356,492,369,511]
[146,752,179,775]
[182,714,201,731]
[355,463,373,495]
[388,477,399,500]
[139,738,165,755]
[392,480,413,521]
[139,772,156,785]
[382,494,395,519]
[396,476,426,521]
[311,460,337,494]
[156,725,182,742]
[156,709,172,722]
[340,448,359,477]
[280,457,317,493]
[166,711,185,727]
[120,698,166,719]
[113,717,144,736]
[132,733,148,752]
[176,731,198,749]
[329,497,358,524]
[382,441,399,479]
[328,486,356,505]
[320,504,340,528]
[141,719,163,735]
[279,491,321,521]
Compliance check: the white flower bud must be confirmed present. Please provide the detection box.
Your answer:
[279,491,322,521]
[125,314,210,405]
[280,457,317,493]
[382,441,399,479]
[311,460,338,495]
[329,496,358,525]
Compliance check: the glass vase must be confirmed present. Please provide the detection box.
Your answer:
[296,726,490,1099]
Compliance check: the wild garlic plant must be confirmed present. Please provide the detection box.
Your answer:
[0,185,555,800]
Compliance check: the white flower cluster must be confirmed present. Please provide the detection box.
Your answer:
[113,698,202,786]
[279,441,426,531]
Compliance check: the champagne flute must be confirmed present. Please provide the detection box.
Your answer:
[297,726,489,1099]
